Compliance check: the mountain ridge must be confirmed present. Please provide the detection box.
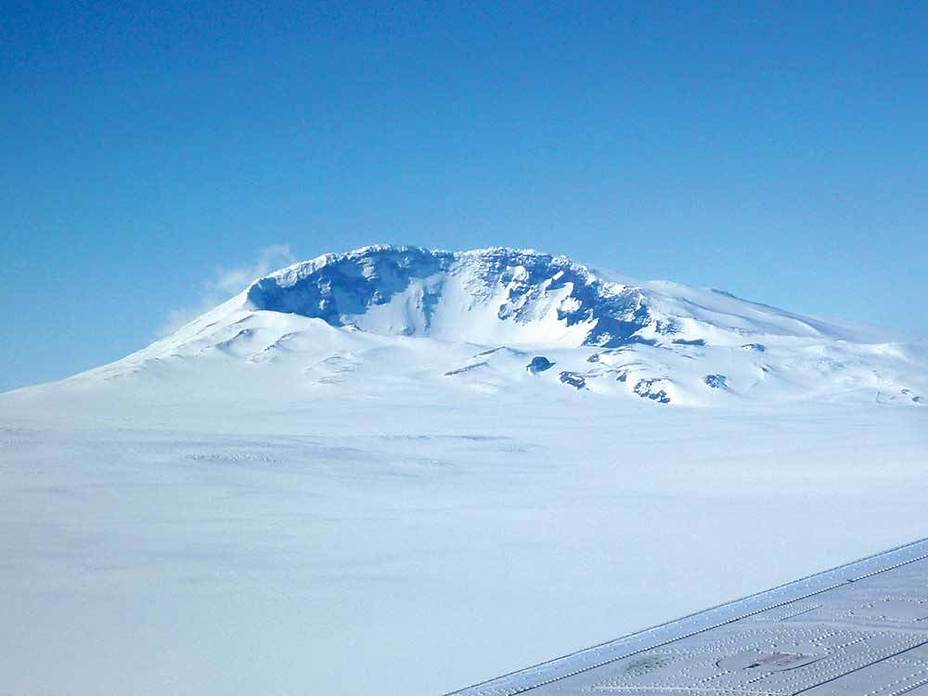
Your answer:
[5,245,925,408]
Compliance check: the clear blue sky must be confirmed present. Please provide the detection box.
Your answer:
[2,1,926,391]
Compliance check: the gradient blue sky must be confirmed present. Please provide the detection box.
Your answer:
[2,1,926,391]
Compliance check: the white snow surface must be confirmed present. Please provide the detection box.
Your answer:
[0,245,926,695]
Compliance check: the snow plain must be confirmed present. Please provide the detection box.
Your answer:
[1,246,925,695]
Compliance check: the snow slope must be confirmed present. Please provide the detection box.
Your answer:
[0,245,925,696]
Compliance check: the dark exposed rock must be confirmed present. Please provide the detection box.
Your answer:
[526,356,555,374]
[559,371,586,389]
[444,362,487,376]
[633,378,671,403]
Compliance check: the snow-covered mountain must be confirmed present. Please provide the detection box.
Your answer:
[2,245,926,696]
[26,244,924,408]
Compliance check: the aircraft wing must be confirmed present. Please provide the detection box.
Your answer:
[447,538,928,695]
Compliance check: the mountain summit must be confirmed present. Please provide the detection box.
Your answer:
[12,245,927,408]
[240,245,834,348]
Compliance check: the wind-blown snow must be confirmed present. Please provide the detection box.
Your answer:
[0,245,925,695]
